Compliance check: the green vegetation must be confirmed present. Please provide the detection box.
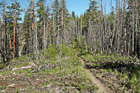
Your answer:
[1,39,139,92]
[0,86,7,90]
[79,50,140,92]
[1,0,140,92]
[0,45,97,92]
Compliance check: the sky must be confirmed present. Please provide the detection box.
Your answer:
[5,0,116,21]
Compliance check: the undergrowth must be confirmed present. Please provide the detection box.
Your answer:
[72,38,140,92]
[79,49,140,92]
[0,44,97,93]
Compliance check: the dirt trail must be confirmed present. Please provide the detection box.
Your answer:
[79,57,113,93]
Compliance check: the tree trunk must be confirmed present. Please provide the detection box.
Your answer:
[46,11,49,48]
[33,20,39,59]
[31,0,34,53]
[13,0,17,57]
[43,16,46,50]
[26,24,29,54]
[2,0,6,62]
[53,14,55,45]
[9,31,13,59]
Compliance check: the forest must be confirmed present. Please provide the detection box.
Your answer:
[0,0,140,92]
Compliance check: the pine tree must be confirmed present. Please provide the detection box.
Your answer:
[0,0,6,62]
[84,0,98,53]
[60,0,70,44]
[37,0,46,50]
[46,5,50,48]
[23,7,32,54]
[6,1,22,58]
[52,0,60,45]
[31,0,34,53]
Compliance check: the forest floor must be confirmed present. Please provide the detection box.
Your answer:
[0,46,98,93]
[79,50,140,92]
[79,57,113,93]
[0,45,140,93]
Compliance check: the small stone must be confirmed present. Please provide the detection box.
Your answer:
[20,88,25,91]
[3,77,6,80]
[13,72,16,75]
[1,90,6,92]
[36,79,40,81]
[8,84,16,87]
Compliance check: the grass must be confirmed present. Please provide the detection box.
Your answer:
[0,45,97,93]
[40,79,51,87]
[0,86,7,90]
[79,50,140,92]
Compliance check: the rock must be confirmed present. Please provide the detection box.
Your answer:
[20,88,25,91]
[36,79,40,81]
[13,72,16,75]
[3,77,6,80]
[1,90,6,92]
[8,84,16,87]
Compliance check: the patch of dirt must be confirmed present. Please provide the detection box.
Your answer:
[79,57,113,93]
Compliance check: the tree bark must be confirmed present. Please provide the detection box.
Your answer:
[46,10,49,48]
[53,14,55,45]
[43,16,46,50]
[13,0,17,57]
[9,31,13,59]
[31,0,34,53]
[2,0,6,62]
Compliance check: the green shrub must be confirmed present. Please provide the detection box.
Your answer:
[43,45,58,59]
[59,45,76,57]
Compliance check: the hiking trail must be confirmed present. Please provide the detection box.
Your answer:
[79,57,113,93]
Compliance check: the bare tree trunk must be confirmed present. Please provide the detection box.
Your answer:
[46,10,49,48]
[53,14,55,45]
[61,8,64,44]
[15,28,19,57]
[43,16,46,50]
[78,18,81,44]
[13,0,17,57]
[111,20,116,52]
[29,23,32,53]
[81,17,83,47]
[39,21,43,50]
[57,9,60,45]
[132,1,135,54]
[31,0,34,53]
[135,0,140,58]
[2,0,6,62]
[128,28,131,56]
[124,28,127,54]
[100,0,104,53]
[26,24,29,54]
[33,20,39,59]
[116,0,120,53]
[9,31,13,59]
[135,0,138,55]
[122,0,126,54]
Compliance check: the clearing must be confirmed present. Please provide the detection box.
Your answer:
[0,45,139,92]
